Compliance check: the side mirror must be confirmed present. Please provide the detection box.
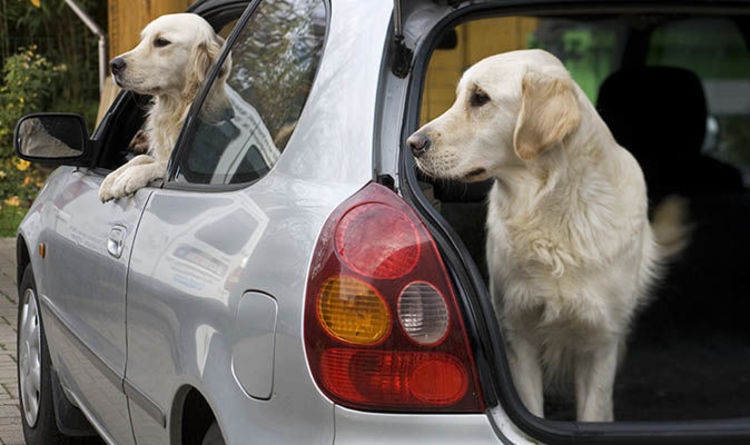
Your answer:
[14,113,91,165]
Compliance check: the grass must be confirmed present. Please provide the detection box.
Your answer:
[0,205,27,237]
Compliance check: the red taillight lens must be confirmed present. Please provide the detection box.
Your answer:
[305,183,484,412]
[321,350,468,406]
[335,203,420,279]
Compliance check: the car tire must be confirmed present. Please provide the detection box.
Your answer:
[17,265,100,445]
[201,421,225,445]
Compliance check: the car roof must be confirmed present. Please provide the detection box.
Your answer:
[186,0,249,15]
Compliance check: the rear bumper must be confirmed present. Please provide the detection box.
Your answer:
[333,405,514,444]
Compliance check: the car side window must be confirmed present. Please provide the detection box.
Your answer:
[174,0,326,185]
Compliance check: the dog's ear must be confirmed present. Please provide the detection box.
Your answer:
[513,69,581,161]
[185,34,225,95]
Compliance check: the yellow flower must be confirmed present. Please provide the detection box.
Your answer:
[0,171,6,179]
[14,159,30,172]
[4,196,20,207]
[30,0,41,7]
[36,182,44,188]
[24,176,32,185]
[19,97,24,104]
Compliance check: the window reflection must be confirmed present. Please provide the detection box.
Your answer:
[179,0,326,185]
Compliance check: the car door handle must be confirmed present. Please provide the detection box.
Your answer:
[107,225,127,258]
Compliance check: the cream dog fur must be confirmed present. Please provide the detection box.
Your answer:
[408,49,687,422]
[99,13,230,202]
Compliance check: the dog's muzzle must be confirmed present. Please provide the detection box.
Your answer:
[407,132,431,158]
[110,57,127,76]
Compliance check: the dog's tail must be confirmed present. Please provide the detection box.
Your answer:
[651,195,691,258]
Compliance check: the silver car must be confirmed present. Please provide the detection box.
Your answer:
[12,0,750,444]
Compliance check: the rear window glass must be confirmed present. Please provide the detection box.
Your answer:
[176,0,326,185]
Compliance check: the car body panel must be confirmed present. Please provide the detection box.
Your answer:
[232,291,278,400]
[20,166,149,445]
[126,177,354,444]
[376,1,457,182]
[17,166,67,295]
[19,168,129,444]
[268,1,390,185]
[333,406,506,444]
[122,2,397,444]
[38,294,126,445]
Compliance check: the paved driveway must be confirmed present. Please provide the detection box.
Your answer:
[0,238,24,445]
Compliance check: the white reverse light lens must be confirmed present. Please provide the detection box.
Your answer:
[397,282,450,345]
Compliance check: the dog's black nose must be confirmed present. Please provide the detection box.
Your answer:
[407,132,431,158]
[110,57,126,75]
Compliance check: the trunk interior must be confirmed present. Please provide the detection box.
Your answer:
[434,185,750,421]
[413,9,750,422]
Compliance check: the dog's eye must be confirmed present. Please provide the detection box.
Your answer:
[470,90,490,107]
[153,38,171,48]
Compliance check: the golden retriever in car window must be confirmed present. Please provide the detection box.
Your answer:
[99,13,231,202]
[408,49,689,422]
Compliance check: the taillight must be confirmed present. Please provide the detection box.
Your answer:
[304,183,484,412]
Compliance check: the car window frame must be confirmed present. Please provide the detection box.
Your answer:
[164,0,331,193]
[400,2,750,444]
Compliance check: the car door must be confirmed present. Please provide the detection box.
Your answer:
[40,166,146,445]
[122,1,331,443]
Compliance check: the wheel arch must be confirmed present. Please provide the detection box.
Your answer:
[16,234,31,289]
[170,384,221,445]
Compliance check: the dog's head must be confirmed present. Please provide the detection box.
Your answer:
[408,49,582,182]
[110,13,230,99]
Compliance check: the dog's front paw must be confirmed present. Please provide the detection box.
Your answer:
[99,173,120,202]
[111,167,156,198]
[99,169,142,202]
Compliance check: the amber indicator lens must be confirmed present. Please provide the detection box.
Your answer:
[317,276,391,345]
